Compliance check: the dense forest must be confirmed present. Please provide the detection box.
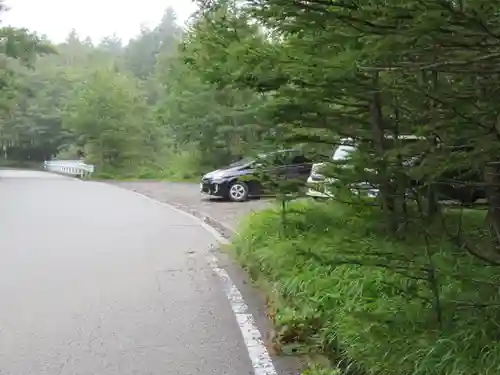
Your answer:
[1,3,276,180]
[1,6,187,178]
[5,0,500,374]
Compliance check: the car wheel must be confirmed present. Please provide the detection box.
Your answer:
[228,181,249,202]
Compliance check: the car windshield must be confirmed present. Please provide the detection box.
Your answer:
[229,157,254,168]
[229,151,294,168]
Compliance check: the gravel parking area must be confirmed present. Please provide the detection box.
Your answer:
[110,181,272,232]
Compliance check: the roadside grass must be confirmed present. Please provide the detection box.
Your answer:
[231,199,500,375]
[92,171,199,183]
[90,149,203,182]
[91,167,199,182]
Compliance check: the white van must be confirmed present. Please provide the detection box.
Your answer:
[306,135,425,199]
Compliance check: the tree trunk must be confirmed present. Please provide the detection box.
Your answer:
[485,112,500,247]
[426,70,439,218]
[485,162,500,247]
[369,73,396,232]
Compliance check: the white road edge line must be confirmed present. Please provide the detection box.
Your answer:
[124,189,278,375]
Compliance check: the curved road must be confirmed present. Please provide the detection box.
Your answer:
[0,170,261,374]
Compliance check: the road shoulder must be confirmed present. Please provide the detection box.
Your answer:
[110,181,306,375]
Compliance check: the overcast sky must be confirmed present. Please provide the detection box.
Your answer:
[3,0,198,43]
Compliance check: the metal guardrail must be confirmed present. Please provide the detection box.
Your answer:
[44,160,95,178]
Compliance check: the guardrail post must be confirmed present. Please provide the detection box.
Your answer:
[43,160,95,179]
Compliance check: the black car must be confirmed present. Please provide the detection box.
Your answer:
[200,150,313,202]
[407,146,487,204]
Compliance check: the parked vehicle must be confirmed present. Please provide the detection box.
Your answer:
[306,136,486,204]
[201,150,313,202]
[428,144,486,204]
[306,135,424,199]
[306,139,375,199]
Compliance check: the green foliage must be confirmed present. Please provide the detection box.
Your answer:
[63,69,153,175]
[232,201,500,375]
[0,14,57,161]
[154,6,274,170]
[0,7,194,180]
[0,27,54,65]
[0,3,274,177]
[6,1,500,374]
[158,147,204,181]
[124,7,182,80]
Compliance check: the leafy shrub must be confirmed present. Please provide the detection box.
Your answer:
[232,200,500,375]
[87,147,203,181]
[160,148,203,181]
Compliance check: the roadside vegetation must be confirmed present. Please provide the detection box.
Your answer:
[0,4,270,180]
[4,0,500,374]
[233,200,499,375]
[193,0,500,374]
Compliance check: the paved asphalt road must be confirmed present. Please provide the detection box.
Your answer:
[0,170,258,375]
